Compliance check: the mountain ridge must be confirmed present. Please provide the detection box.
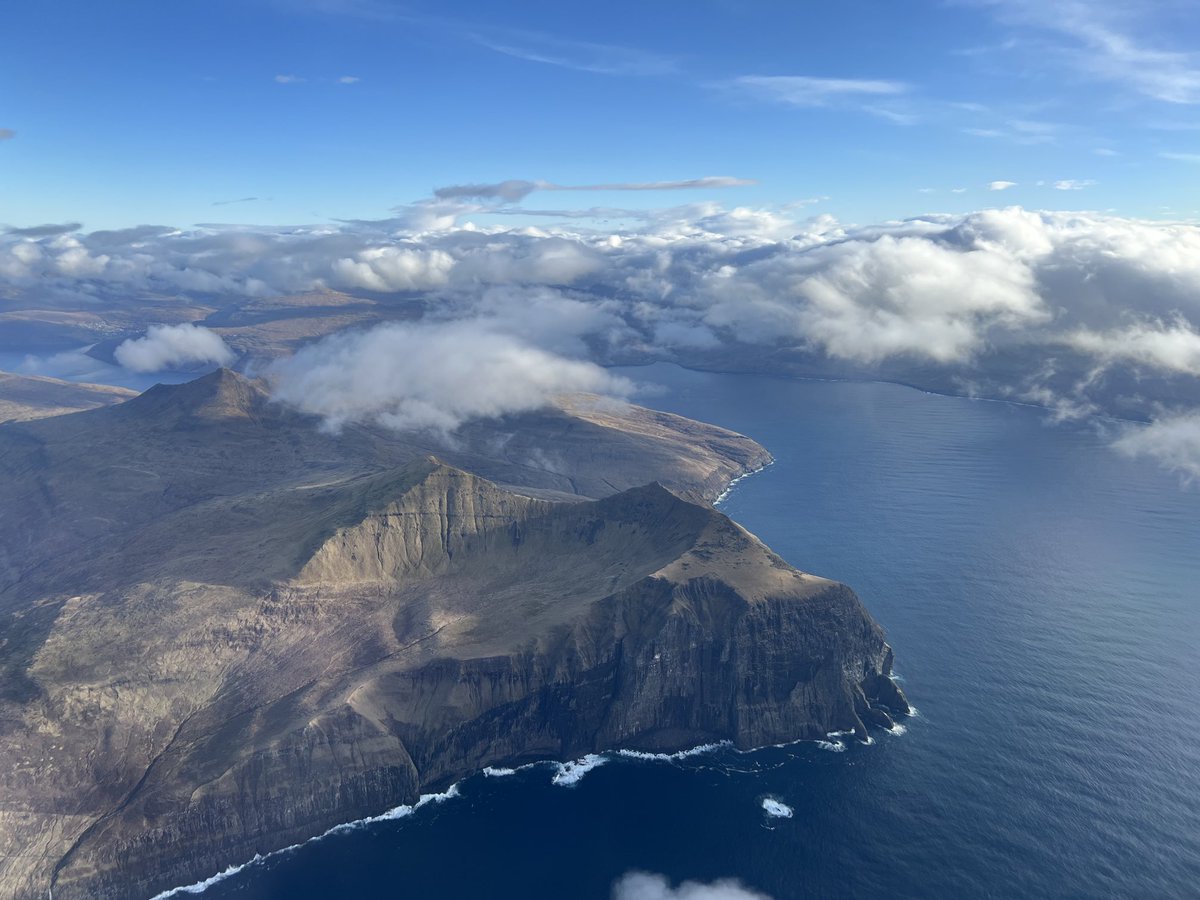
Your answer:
[0,370,905,900]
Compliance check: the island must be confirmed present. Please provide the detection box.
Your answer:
[0,370,907,899]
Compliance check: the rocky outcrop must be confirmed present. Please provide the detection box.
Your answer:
[0,372,905,900]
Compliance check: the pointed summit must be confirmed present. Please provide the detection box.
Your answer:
[123,368,270,422]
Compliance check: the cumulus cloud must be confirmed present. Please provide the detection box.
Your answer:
[1066,319,1200,376]
[1113,413,1200,480]
[13,203,1200,448]
[115,324,236,373]
[701,230,1046,364]
[988,180,1018,191]
[268,320,632,432]
[612,872,772,900]
[331,245,455,291]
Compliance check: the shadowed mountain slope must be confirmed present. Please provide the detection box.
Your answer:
[0,371,136,423]
[0,371,904,900]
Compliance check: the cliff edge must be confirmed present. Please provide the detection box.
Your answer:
[0,372,905,900]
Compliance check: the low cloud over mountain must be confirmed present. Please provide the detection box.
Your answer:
[6,203,1200,475]
[114,323,235,373]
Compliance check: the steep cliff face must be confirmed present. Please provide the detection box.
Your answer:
[0,373,905,900]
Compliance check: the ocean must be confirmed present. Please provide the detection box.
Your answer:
[173,364,1200,900]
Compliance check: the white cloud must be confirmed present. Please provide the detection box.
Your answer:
[1160,151,1200,163]
[469,30,677,77]
[1066,319,1200,376]
[972,0,1200,104]
[268,319,632,432]
[114,324,236,373]
[1054,179,1096,190]
[988,180,1018,191]
[15,204,1200,443]
[330,246,455,291]
[274,74,305,84]
[1113,413,1200,480]
[727,75,909,107]
[702,226,1047,363]
[337,75,360,84]
[612,872,772,900]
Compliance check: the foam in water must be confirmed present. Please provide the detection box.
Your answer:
[615,741,729,762]
[761,797,794,818]
[714,460,774,505]
[149,735,844,896]
[888,723,908,736]
[147,857,266,899]
[149,785,462,898]
[551,754,608,786]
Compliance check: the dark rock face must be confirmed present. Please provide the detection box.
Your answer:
[0,372,906,900]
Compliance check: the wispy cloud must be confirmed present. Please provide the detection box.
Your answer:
[337,75,361,84]
[1054,179,1096,190]
[1160,151,1200,163]
[274,74,305,84]
[3,222,81,237]
[988,180,1018,190]
[969,0,1200,104]
[727,75,909,107]
[212,197,263,206]
[433,176,756,203]
[963,118,1063,145]
[468,30,676,77]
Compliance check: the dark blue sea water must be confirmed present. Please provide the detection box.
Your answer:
[182,365,1200,900]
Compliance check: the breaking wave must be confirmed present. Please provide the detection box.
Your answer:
[551,753,608,786]
[714,460,774,505]
[147,857,265,899]
[148,729,884,896]
[761,797,794,818]
[147,785,461,899]
[616,742,730,762]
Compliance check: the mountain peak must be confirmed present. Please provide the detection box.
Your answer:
[124,368,270,422]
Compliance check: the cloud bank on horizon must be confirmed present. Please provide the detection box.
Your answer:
[5,198,1200,477]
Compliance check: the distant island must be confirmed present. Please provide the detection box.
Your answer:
[0,370,907,900]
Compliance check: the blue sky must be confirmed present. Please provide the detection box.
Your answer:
[3,0,1200,229]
